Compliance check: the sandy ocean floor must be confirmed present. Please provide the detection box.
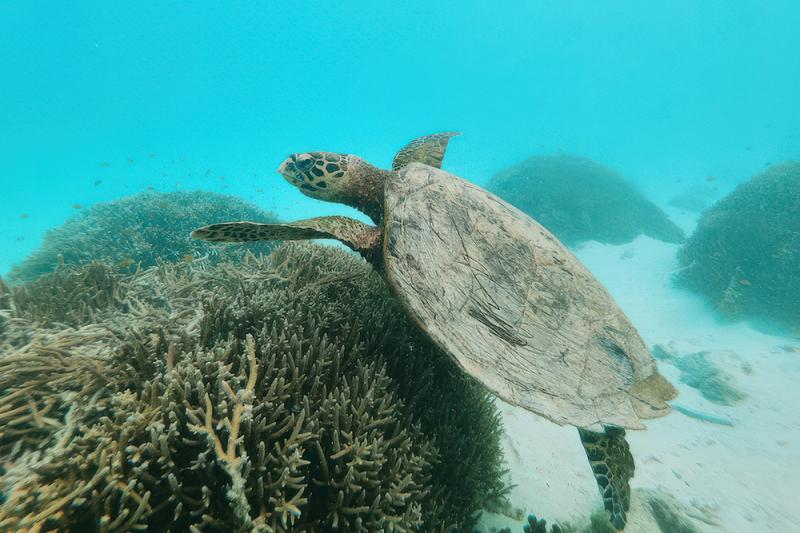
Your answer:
[479,235,800,532]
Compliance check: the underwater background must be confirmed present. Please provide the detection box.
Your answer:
[2,1,799,272]
[1,1,799,532]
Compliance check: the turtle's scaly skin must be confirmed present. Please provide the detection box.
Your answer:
[579,427,633,530]
[392,132,460,171]
[383,163,675,431]
[192,217,384,266]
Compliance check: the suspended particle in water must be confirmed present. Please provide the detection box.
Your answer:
[19,213,28,220]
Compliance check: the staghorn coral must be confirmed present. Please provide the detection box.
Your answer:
[9,262,129,328]
[0,242,508,531]
[675,162,800,331]
[488,155,684,247]
[7,190,278,284]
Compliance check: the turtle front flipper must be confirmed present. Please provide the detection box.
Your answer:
[578,427,634,530]
[392,132,460,170]
[192,216,383,266]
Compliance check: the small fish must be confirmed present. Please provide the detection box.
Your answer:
[222,184,229,189]
[705,175,716,182]
[739,279,751,286]
[115,257,135,269]
[72,204,82,209]
[127,158,135,165]
[19,213,28,220]
[256,188,264,193]
[15,236,24,242]
[779,345,799,353]
[219,175,226,181]
[181,254,194,263]
[100,161,111,168]
[93,179,103,186]
[146,186,155,191]
[148,153,156,159]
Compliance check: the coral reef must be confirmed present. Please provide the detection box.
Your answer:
[488,155,684,246]
[641,489,703,533]
[672,352,745,406]
[7,190,278,284]
[494,488,709,533]
[675,162,800,331]
[495,510,613,533]
[0,243,508,531]
[653,345,745,406]
[523,513,564,533]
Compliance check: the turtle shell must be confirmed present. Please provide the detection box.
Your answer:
[382,163,676,431]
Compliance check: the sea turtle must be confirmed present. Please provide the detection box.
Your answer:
[192,133,677,529]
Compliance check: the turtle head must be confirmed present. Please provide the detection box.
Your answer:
[277,152,354,202]
[277,152,388,223]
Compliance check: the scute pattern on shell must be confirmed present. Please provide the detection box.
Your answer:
[383,163,675,431]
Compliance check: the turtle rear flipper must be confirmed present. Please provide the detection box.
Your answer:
[192,216,383,264]
[392,131,460,170]
[579,427,634,530]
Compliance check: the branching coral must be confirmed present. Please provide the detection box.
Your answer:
[10,263,128,327]
[7,190,279,284]
[0,243,508,531]
[488,155,684,246]
[675,162,800,331]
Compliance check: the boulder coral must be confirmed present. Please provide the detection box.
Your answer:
[675,162,800,331]
[488,155,684,247]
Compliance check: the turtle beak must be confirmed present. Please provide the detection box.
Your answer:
[277,157,292,176]
[277,156,304,187]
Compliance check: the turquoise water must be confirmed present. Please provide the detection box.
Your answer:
[2,1,798,274]
[1,2,799,532]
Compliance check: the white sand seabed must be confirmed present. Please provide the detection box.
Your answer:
[480,235,800,532]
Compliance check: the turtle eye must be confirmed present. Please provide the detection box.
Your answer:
[295,157,314,172]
